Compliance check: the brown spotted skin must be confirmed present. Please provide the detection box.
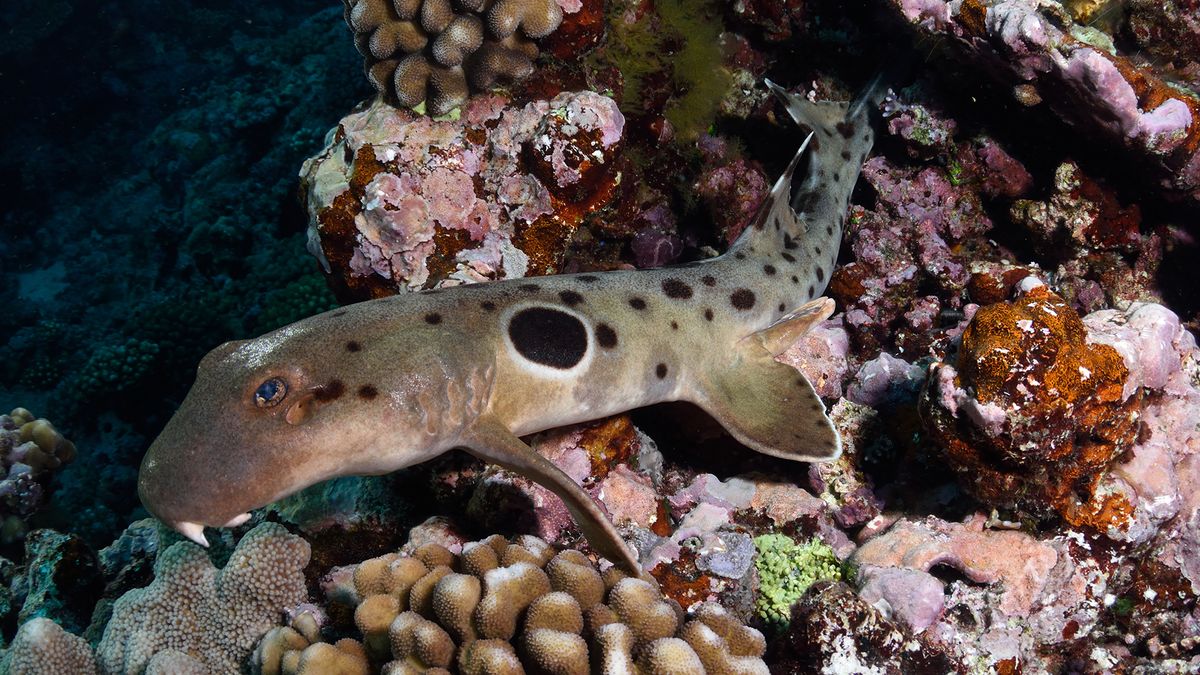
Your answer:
[138,82,877,572]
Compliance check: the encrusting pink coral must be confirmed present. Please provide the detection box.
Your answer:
[851,516,1059,618]
[301,91,625,300]
[884,0,1200,205]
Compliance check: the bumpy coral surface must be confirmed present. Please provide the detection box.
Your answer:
[1010,161,1160,313]
[301,91,624,299]
[344,0,567,115]
[769,580,959,673]
[922,281,1142,527]
[0,408,77,543]
[752,534,841,631]
[310,533,770,673]
[96,523,311,673]
[0,618,96,675]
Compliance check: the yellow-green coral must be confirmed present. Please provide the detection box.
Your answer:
[752,534,842,631]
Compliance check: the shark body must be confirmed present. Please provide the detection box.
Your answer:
[138,82,879,572]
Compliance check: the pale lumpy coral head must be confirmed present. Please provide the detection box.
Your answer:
[345,0,561,115]
[138,303,480,544]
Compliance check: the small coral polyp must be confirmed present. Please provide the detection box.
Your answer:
[301,91,624,300]
[922,281,1142,527]
[345,0,566,115]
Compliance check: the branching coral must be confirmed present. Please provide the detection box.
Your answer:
[309,533,769,672]
[96,523,310,673]
[344,0,563,115]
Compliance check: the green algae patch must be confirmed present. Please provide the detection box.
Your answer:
[753,534,842,631]
[599,0,731,142]
[658,0,731,142]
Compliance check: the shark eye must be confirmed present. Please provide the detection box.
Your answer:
[253,378,288,408]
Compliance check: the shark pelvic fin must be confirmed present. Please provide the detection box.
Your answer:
[460,417,641,573]
[746,297,836,357]
[691,341,841,463]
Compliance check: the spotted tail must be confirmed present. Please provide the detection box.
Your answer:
[729,77,887,299]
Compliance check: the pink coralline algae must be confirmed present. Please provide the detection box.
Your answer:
[1080,302,1200,548]
[694,134,770,245]
[776,317,850,399]
[829,153,988,355]
[827,91,1036,360]
[852,516,1059,620]
[884,0,1200,205]
[301,90,624,300]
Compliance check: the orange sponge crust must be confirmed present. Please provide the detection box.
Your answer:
[922,284,1141,529]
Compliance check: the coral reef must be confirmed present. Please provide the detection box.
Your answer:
[302,91,625,299]
[752,534,841,631]
[1010,161,1161,314]
[344,0,566,115]
[0,618,96,675]
[922,281,1142,527]
[768,580,960,672]
[852,516,1059,621]
[0,409,77,543]
[3,0,1200,672]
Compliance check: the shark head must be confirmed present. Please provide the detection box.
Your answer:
[138,310,475,546]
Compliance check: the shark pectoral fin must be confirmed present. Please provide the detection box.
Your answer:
[693,344,841,463]
[460,418,641,573]
[747,297,836,356]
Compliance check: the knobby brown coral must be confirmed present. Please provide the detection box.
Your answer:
[294,533,769,673]
[344,0,563,115]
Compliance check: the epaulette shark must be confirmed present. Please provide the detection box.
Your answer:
[138,80,884,573]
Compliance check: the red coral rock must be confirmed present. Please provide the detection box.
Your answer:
[921,282,1143,528]
[768,581,962,673]
[542,0,606,59]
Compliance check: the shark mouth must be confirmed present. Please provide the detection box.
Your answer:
[171,512,253,547]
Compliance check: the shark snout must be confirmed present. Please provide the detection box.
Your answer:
[138,443,255,547]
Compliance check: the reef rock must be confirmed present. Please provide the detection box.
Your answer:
[301,91,624,300]
[922,280,1142,528]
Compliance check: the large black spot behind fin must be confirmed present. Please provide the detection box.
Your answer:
[508,307,588,369]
